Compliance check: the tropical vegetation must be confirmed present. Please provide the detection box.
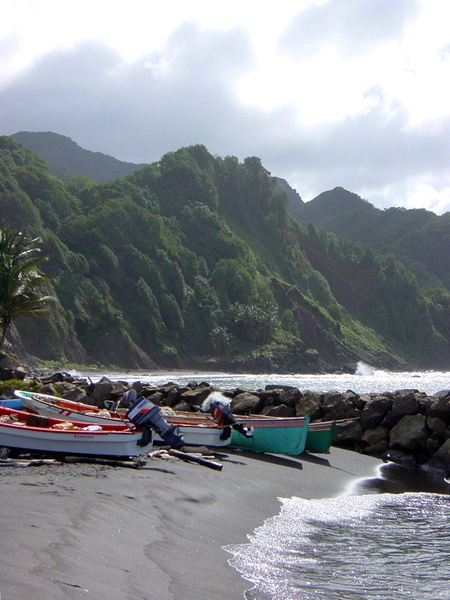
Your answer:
[1,134,449,372]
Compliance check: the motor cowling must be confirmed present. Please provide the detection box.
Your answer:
[127,397,184,448]
[209,400,253,438]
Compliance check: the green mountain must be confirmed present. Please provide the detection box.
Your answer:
[293,186,450,291]
[1,135,449,372]
[12,131,145,183]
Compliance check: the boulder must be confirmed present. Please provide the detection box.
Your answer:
[146,391,164,406]
[361,425,389,447]
[261,404,296,418]
[180,386,213,407]
[381,393,419,427]
[363,440,389,457]
[231,392,264,414]
[0,366,27,381]
[360,396,392,430]
[426,397,450,422]
[426,416,447,437]
[322,392,359,421]
[89,377,115,406]
[432,390,450,399]
[422,438,450,476]
[389,414,428,453]
[333,419,364,446]
[61,387,89,403]
[384,449,417,468]
[426,433,442,458]
[277,387,302,408]
[165,388,181,407]
[37,383,58,396]
[295,392,322,420]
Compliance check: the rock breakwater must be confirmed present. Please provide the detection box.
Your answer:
[7,371,450,477]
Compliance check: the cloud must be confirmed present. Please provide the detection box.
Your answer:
[0,15,449,215]
[279,0,421,57]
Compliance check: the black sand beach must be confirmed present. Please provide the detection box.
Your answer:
[0,447,385,600]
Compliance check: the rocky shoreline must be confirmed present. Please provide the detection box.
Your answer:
[3,367,450,479]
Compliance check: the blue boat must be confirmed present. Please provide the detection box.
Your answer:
[0,398,24,410]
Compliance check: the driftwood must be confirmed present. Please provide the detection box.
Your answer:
[0,452,146,469]
[0,458,59,468]
[63,456,147,469]
[168,448,223,471]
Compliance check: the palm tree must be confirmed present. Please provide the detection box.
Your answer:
[0,224,54,350]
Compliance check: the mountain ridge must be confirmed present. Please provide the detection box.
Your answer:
[12,131,145,183]
[1,134,449,371]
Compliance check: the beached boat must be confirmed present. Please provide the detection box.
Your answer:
[15,390,231,447]
[305,420,336,453]
[228,414,310,455]
[0,406,152,457]
[0,398,24,410]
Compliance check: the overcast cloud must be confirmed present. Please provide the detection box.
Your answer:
[1,0,449,214]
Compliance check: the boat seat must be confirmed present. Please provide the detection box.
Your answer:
[26,414,50,428]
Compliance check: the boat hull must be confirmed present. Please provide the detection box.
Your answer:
[0,407,151,457]
[16,391,230,447]
[230,415,310,455]
[305,421,336,453]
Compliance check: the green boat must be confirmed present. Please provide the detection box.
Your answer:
[230,415,310,455]
[305,420,336,453]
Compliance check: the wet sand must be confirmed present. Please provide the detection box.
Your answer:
[1,447,383,600]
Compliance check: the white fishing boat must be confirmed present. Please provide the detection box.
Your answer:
[0,406,152,457]
[15,390,231,447]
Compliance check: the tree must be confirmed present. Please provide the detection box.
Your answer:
[0,224,54,350]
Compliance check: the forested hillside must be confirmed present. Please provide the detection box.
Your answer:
[293,187,450,291]
[1,136,449,372]
[12,131,145,183]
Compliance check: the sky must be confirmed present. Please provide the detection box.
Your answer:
[1,0,450,214]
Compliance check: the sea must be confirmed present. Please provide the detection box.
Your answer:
[79,364,450,600]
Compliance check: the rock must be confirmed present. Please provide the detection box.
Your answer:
[333,419,364,446]
[89,377,115,406]
[146,391,164,406]
[322,392,359,421]
[231,392,264,414]
[381,393,419,427]
[261,404,296,418]
[342,390,363,410]
[361,425,389,447]
[384,449,417,469]
[422,438,450,476]
[360,396,392,430]
[426,416,447,437]
[295,392,322,420]
[426,433,442,457]
[426,397,450,422]
[171,401,193,412]
[389,414,428,453]
[61,387,89,403]
[432,389,450,399]
[180,386,212,407]
[165,388,181,407]
[37,383,58,396]
[0,367,26,381]
[363,440,389,457]
[265,385,301,408]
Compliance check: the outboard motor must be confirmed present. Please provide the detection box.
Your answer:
[209,400,253,438]
[121,389,137,408]
[127,397,184,448]
[104,389,137,412]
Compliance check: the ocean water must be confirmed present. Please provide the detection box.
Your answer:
[79,363,450,396]
[81,366,450,599]
[225,488,450,600]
